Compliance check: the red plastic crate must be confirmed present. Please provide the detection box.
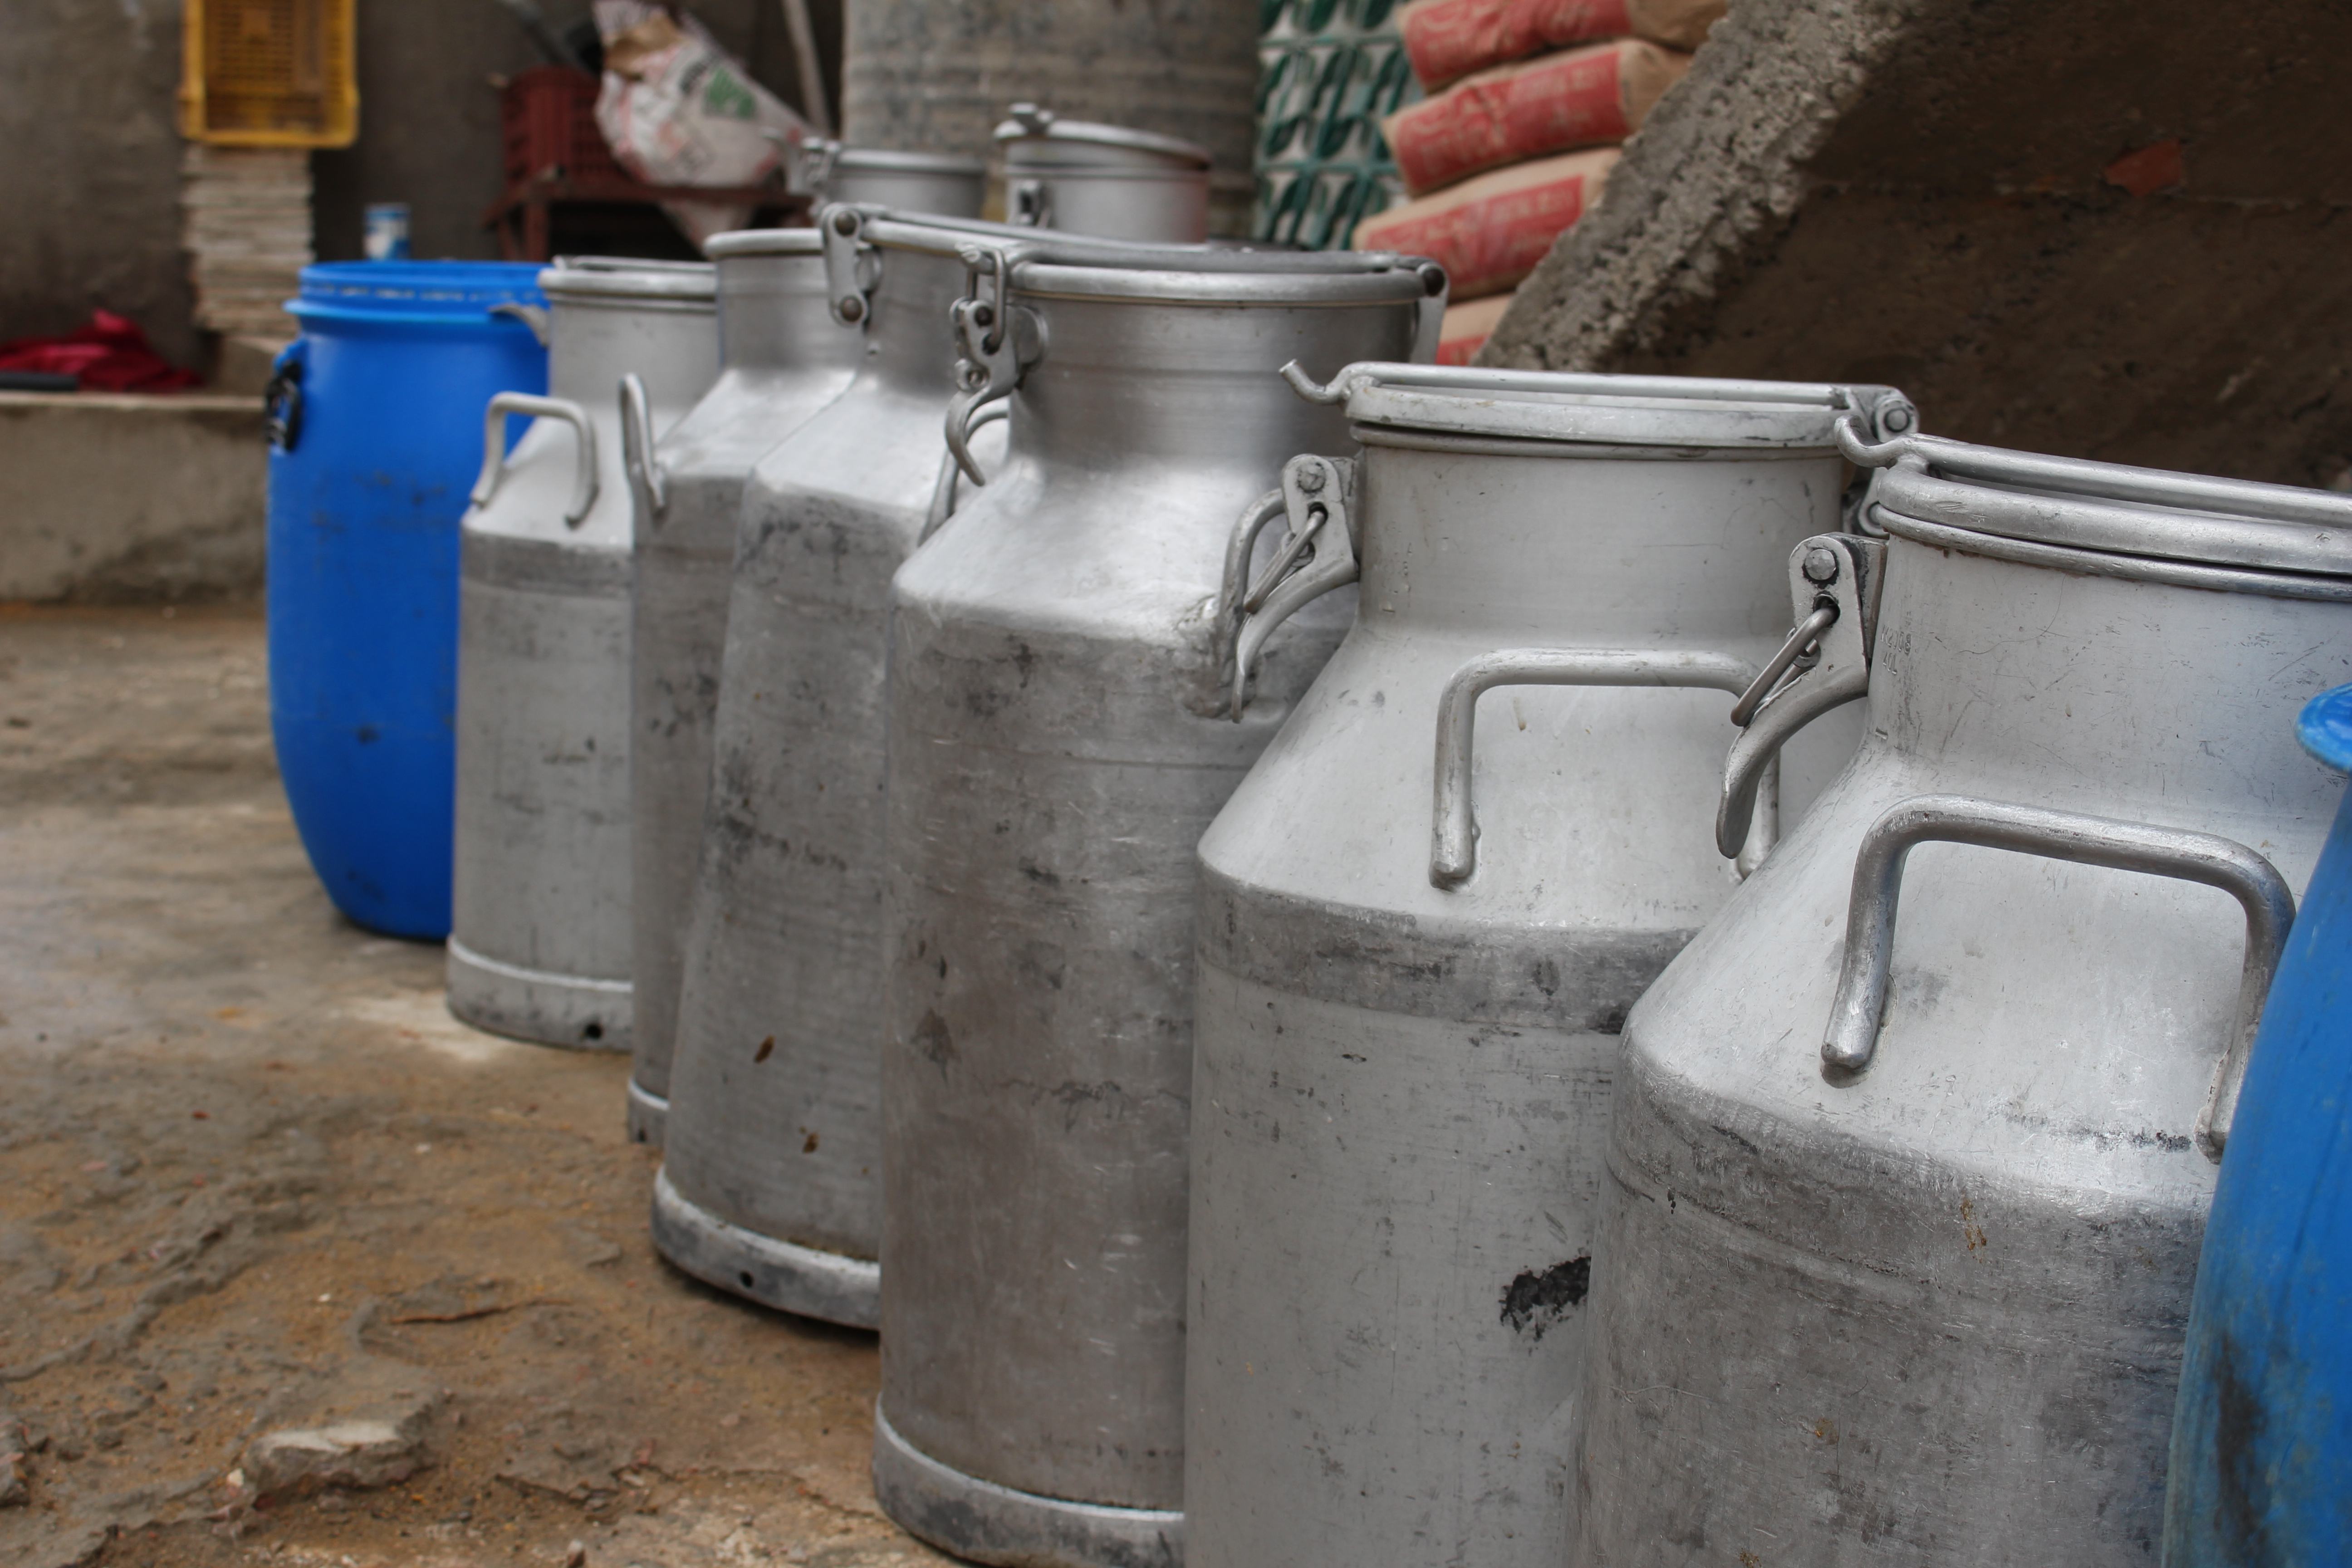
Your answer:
[501,65,631,186]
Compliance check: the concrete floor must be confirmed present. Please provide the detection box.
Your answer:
[0,604,952,1568]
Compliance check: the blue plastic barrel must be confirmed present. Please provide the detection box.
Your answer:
[2164,683,2352,1565]
[267,262,549,939]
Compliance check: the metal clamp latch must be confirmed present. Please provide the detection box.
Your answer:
[1822,794,2294,1161]
[1717,531,1884,860]
[472,391,598,529]
[820,204,881,329]
[1216,454,1360,718]
[944,243,1044,488]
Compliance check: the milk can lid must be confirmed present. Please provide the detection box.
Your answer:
[833,147,989,176]
[704,229,825,259]
[539,256,718,304]
[1282,362,1908,451]
[838,208,1444,300]
[994,103,1213,172]
[1008,256,1436,306]
[1848,428,2352,591]
[2298,686,2352,771]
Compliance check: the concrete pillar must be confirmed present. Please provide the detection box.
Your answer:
[840,0,1260,232]
[1483,0,2352,486]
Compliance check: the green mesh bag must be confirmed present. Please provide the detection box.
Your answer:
[1252,0,1421,249]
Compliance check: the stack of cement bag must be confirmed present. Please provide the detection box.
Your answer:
[1356,0,1723,363]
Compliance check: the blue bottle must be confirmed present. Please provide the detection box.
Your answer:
[267,261,548,939]
[2164,683,2352,1564]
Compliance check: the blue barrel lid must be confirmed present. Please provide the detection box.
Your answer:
[2297,684,2352,771]
[288,261,549,324]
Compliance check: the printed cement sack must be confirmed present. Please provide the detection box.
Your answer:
[1399,0,1725,88]
[1385,39,1688,195]
[1355,147,1618,300]
[593,1,808,248]
[1437,292,1514,364]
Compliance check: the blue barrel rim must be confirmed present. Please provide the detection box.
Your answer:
[293,260,549,314]
[2296,684,2352,771]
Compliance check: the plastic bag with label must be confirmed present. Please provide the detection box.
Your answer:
[593,1,808,248]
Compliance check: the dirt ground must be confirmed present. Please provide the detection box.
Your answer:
[0,604,955,1568]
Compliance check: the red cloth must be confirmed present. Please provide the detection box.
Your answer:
[0,311,202,392]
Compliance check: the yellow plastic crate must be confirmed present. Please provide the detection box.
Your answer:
[178,0,358,149]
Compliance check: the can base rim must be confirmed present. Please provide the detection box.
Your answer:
[446,936,631,1052]
[649,1168,878,1329]
[625,1078,668,1148]
[870,1401,1182,1568]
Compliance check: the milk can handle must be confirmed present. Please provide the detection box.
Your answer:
[263,345,304,453]
[618,374,666,522]
[1823,794,2295,1161]
[488,301,551,347]
[1430,649,1773,888]
[921,400,1010,543]
[472,392,599,529]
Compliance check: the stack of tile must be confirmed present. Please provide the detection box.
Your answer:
[1356,0,1722,361]
[181,143,313,343]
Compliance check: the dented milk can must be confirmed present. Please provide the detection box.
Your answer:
[653,211,1425,1332]
[622,231,862,1145]
[874,251,1444,1568]
[997,102,1214,242]
[447,258,719,1050]
[1578,431,2352,1565]
[1183,363,1916,1568]
[654,209,1079,1325]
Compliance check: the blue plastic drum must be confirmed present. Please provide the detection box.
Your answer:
[2164,682,2352,1564]
[267,262,549,939]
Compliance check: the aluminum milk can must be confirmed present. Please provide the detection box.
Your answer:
[1578,430,2352,1565]
[447,258,719,1049]
[622,231,862,1145]
[1183,363,1916,1568]
[791,140,989,217]
[653,212,1428,1330]
[653,210,1049,1327]
[997,102,1213,242]
[875,252,1442,1568]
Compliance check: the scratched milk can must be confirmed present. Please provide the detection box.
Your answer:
[1183,363,1917,1568]
[654,211,1431,1331]
[653,209,1074,1323]
[874,249,1444,1568]
[997,102,1214,242]
[621,231,862,1145]
[447,259,718,1049]
[1577,430,2352,1565]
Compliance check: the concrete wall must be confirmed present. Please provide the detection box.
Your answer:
[1485,0,2352,486]
[0,394,265,603]
[0,0,198,368]
[311,0,845,265]
[841,0,1263,233]
[0,0,844,368]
